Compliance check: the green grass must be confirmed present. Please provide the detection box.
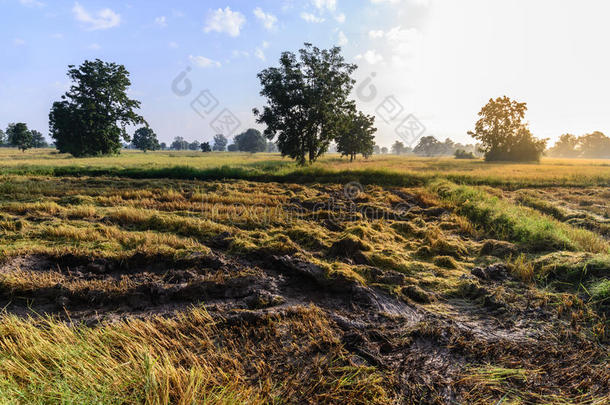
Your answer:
[430,180,609,254]
[1,148,610,188]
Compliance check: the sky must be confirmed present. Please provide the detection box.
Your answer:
[2,0,610,148]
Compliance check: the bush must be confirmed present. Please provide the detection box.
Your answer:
[454,149,475,159]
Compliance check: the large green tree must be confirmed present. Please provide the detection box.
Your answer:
[132,127,160,152]
[336,110,376,161]
[30,130,48,148]
[49,59,145,157]
[254,43,357,165]
[6,123,33,152]
[0,129,7,145]
[234,128,267,153]
[170,136,188,150]
[212,134,228,151]
[468,96,547,161]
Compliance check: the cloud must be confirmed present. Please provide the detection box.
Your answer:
[253,7,277,31]
[13,38,26,46]
[168,41,178,48]
[335,13,346,23]
[232,50,250,58]
[72,2,120,30]
[204,7,246,37]
[189,55,221,68]
[368,30,384,39]
[384,26,423,67]
[51,33,63,39]
[254,41,270,61]
[300,12,324,23]
[311,0,336,12]
[356,50,384,65]
[19,0,44,8]
[155,16,167,27]
[254,48,265,61]
[88,43,101,50]
[337,31,348,46]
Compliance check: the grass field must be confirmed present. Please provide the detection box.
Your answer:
[0,148,608,404]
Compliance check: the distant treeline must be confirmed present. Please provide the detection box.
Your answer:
[547,132,610,159]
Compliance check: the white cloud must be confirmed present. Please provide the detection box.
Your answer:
[232,50,250,58]
[19,0,44,8]
[168,41,178,48]
[13,38,25,46]
[337,31,348,46]
[154,16,167,27]
[51,33,63,39]
[254,41,270,61]
[88,43,101,50]
[204,7,245,37]
[254,48,265,61]
[189,55,221,68]
[335,13,346,23]
[312,0,336,12]
[366,26,423,67]
[356,50,384,65]
[385,26,423,67]
[369,0,400,3]
[72,2,120,30]
[253,7,277,31]
[368,30,384,39]
[300,12,324,23]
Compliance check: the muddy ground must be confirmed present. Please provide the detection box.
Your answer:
[0,178,608,403]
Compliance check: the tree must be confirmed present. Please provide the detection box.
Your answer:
[188,141,200,151]
[227,144,238,152]
[579,131,610,158]
[391,141,405,155]
[468,96,547,162]
[132,127,160,152]
[454,149,476,159]
[547,134,580,158]
[212,134,228,151]
[413,136,443,157]
[336,110,376,161]
[254,43,357,165]
[0,129,6,145]
[381,146,388,154]
[160,142,167,150]
[30,130,48,148]
[6,123,33,152]
[170,136,188,150]
[200,142,212,152]
[234,128,267,153]
[49,59,145,157]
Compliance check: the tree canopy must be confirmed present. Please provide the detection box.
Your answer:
[30,130,48,148]
[336,110,376,161]
[234,128,267,153]
[468,96,547,162]
[49,59,145,157]
[6,123,33,152]
[132,127,160,152]
[212,134,228,151]
[200,142,212,152]
[170,136,188,150]
[254,43,358,164]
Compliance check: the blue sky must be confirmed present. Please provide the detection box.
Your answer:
[2,0,610,147]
